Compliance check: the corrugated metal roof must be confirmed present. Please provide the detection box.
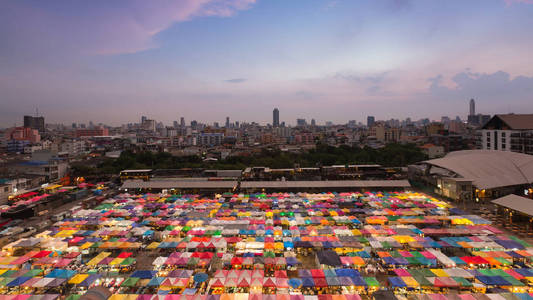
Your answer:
[240,180,410,188]
[492,194,533,216]
[121,179,411,190]
[121,180,237,189]
[425,150,533,189]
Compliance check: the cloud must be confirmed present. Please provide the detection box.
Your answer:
[504,0,533,5]
[333,71,388,84]
[0,0,256,56]
[225,78,247,83]
[428,70,533,112]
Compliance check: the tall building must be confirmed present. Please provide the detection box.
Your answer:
[273,108,279,127]
[23,115,45,133]
[225,117,230,128]
[469,99,475,116]
[296,119,307,126]
[180,117,185,128]
[367,116,375,127]
[141,116,147,124]
[311,119,316,126]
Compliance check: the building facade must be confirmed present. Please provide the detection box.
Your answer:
[477,114,533,155]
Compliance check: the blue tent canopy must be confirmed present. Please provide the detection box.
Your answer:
[78,274,101,287]
[335,268,359,278]
[338,276,353,286]
[286,257,299,266]
[350,276,367,286]
[394,257,409,265]
[449,257,466,265]
[388,277,406,288]
[514,269,533,277]
[301,277,315,287]
[7,277,31,287]
[476,275,511,286]
[284,242,294,249]
[46,269,76,279]
[495,240,525,250]
[382,257,396,265]
[131,270,156,279]
[288,278,302,288]
[148,277,165,287]
[194,273,209,284]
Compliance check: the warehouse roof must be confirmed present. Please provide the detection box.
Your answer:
[424,150,533,190]
[240,180,411,189]
[121,180,237,189]
[492,194,533,217]
[121,179,411,190]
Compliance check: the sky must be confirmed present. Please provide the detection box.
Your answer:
[1,0,532,127]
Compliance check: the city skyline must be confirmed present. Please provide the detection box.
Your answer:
[1,0,533,127]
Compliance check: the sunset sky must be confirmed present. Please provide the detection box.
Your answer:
[1,0,532,126]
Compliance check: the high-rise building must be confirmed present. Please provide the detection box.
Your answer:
[296,119,307,126]
[469,99,475,116]
[273,108,280,127]
[367,116,375,127]
[311,119,316,126]
[141,116,147,124]
[23,115,45,133]
[226,117,230,128]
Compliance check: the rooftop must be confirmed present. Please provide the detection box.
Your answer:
[424,150,533,190]
[491,194,533,216]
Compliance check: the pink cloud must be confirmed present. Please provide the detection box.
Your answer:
[2,0,256,55]
[504,0,533,5]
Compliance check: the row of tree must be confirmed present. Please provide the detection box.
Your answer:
[70,143,427,176]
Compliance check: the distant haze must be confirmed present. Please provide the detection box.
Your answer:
[1,0,532,127]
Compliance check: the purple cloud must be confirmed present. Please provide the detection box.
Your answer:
[504,0,533,5]
[225,78,247,83]
[0,0,256,55]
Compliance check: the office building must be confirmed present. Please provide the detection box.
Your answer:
[23,115,45,132]
[469,98,475,116]
[296,119,307,126]
[273,108,279,127]
[367,116,375,127]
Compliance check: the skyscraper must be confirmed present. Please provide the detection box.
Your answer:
[367,116,375,127]
[273,108,280,127]
[226,117,230,128]
[469,99,475,116]
[24,115,45,132]
[180,117,185,128]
